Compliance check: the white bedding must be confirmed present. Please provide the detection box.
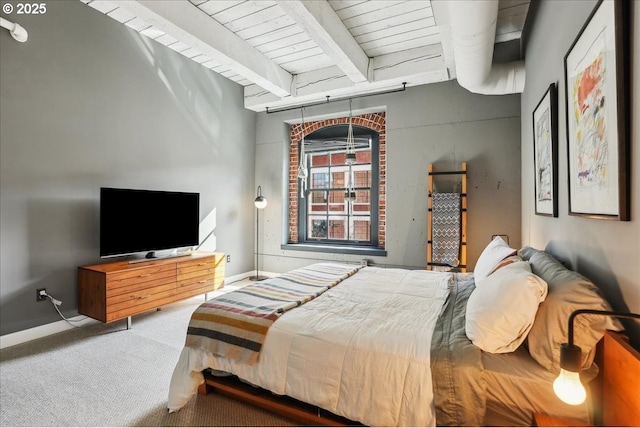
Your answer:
[168,266,451,426]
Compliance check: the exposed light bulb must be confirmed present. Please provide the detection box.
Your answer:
[553,369,586,405]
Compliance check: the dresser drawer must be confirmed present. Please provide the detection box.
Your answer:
[107,281,175,307]
[177,254,224,296]
[177,267,224,282]
[106,282,176,322]
[107,264,176,293]
[176,274,224,293]
[176,278,224,299]
[178,255,223,274]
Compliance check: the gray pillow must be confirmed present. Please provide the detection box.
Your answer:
[526,250,623,373]
[518,246,539,261]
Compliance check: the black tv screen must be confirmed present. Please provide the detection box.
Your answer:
[100,187,200,258]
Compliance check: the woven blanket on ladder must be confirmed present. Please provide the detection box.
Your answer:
[185,262,362,365]
[431,192,461,268]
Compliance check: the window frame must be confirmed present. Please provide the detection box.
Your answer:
[297,125,380,248]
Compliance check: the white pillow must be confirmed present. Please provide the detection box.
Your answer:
[465,261,548,353]
[473,236,517,283]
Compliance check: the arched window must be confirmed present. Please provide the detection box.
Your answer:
[299,125,379,246]
[288,112,386,252]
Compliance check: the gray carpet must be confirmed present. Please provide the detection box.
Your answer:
[0,282,297,427]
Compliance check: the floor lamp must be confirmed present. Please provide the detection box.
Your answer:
[250,185,268,281]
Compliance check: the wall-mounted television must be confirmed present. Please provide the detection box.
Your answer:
[100,187,200,259]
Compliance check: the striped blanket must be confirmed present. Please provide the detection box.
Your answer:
[185,263,362,365]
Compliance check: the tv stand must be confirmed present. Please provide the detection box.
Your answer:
[78,252,224,327]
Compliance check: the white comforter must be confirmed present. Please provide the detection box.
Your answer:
[168,266,451,426]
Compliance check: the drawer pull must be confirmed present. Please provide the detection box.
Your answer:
[138,295,151,299]
[139,274,151,278]
[198,263,208,266]
[198,280,208,284]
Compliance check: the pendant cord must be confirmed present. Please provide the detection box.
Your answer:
[297,107,308,198]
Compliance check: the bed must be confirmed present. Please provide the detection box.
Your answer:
[167,241,623,426]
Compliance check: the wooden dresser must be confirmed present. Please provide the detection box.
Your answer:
[78,252,224,326]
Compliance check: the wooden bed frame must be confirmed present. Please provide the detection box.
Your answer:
[197,374,360,426]
[198,330,640,426]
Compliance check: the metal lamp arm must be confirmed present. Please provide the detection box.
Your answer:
[567,310,640,345]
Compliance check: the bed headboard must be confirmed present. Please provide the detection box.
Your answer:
[597,330,640,426]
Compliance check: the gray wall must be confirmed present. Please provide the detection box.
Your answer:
[255,81,522,273]
[521,1,640,344]
[0,1,256,335]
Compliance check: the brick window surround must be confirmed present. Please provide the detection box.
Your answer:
[288,112,386,249]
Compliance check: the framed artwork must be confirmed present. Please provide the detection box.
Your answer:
[564,0,630,220]
[532,83,558,217]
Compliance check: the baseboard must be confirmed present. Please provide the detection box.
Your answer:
[0,315,99,350]
[1,270,280,350]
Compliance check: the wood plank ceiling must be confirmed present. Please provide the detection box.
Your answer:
[81,0,530,112]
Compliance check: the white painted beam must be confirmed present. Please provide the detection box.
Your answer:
[431,0,456,80]
[244,45,449,112]
[375,45,447,83]
[113,0,293,97]
[276,0,370,84]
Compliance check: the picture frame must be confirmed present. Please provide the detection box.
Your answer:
[532,83,558,217]
[564,0,630,220]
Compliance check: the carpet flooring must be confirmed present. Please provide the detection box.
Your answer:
[0,281,297,427]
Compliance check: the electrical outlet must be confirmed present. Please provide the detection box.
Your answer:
[36,288,47,302]
[226,255,231,263]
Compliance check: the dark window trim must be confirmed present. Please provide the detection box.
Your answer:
[281,243,387,257]
[297,125,380,250]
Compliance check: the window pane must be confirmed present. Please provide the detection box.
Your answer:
[355,189,370,206]
[328,190,345,207]
[311,153,329,167]
[332,171,344,189]
[309,218,327,238]
[331,152,345,165]
[311,172,329,189]
[355,151,372,164]
[354,220,370,240]
[355,170,371,187]
[329,219,346,240]
[310,190,326,205]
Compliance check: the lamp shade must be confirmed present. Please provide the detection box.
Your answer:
[254,196,267,209]
[254,185,267,209]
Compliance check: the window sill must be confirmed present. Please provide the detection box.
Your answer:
[281,243,387,257]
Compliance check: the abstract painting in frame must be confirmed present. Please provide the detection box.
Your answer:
[564,0,630,220]
[533,83,558,217]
